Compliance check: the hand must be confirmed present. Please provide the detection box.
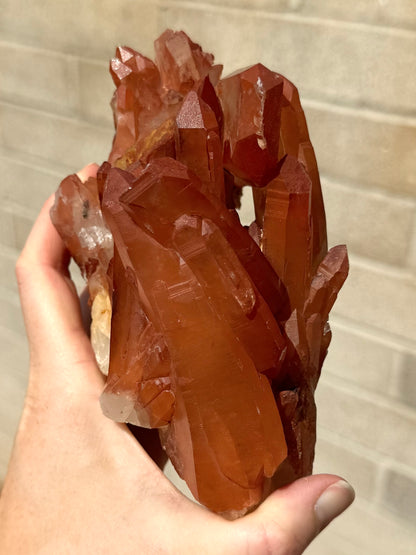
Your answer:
[0,164,354,554]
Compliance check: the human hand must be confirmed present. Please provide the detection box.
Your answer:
[0,164,354,554]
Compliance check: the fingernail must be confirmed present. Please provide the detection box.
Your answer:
[315,480,355,530]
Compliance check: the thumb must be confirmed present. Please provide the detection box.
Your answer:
[240,474,355,554]
[16,164,103,398]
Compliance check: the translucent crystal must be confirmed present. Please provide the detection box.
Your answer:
[50,29,348,517]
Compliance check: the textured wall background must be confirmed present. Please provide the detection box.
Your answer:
[0,1,415,553]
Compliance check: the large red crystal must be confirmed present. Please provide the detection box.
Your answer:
[50,29,348,517]
[218,63,283,187]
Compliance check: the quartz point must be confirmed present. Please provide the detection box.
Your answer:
[218,63,283,187]
[51,29,348,517]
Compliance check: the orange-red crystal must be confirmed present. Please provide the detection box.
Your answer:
[50,29,348,517]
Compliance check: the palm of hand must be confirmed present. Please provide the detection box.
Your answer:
[0,166,354,554]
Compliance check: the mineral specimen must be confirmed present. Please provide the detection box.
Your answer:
[50,29,348,517]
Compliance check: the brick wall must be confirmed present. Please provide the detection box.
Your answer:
[1,1,415,553]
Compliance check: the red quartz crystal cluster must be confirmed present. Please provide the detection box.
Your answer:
[50,29,348,517]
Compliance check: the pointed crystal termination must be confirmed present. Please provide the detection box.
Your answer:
[109,31,223,170]
[175,90,225,203]
[197,75,224,139]
[250,75,327,273]
[50,29,349,518]
[218,63,284,187]
[261,155,313,313]
[279,77,327,271]
[304,245,349,322]
[109,47,163,164]
[154,29,216,96]
[304,245,349,384]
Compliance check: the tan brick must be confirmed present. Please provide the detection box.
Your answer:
[309,497,416,555]
[0,102,113,170]
[0,246,19,292]
[305,532,356,555]
[305,102,416,197]
[0,328,29,375]
[0,40,78,115]
[304,0,416,29]
[305,531,357,555]
[0,0,158,60]
[323,179,415,266]
[175,0,297,10]
[262,23,416,116]
[13,210,34,251]
[406,212,416,273]
[0,289,25,337]
[316,378,416,468]
[333,258,416,343]
[0,151,63,212]
[394,352,416,408]
[381,467,416,524]
[159,3,416,114]
[78,59,115,127]
[313,433,379,501]
[0,204,35,251]
[323,323,395,395]
[190,0,416,30]
[0,208,15,249]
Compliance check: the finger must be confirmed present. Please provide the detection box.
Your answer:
[18,194,70,272]
[238,474,354,554]
[16,196,84,345]
[17,164,99,336]
[77,162,100,183]
[16,164,103,396]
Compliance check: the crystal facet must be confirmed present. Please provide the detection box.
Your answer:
[51,29,348,517]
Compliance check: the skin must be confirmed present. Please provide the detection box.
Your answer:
[0,164,354,554]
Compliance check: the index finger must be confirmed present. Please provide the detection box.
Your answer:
[19,163,99,272]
